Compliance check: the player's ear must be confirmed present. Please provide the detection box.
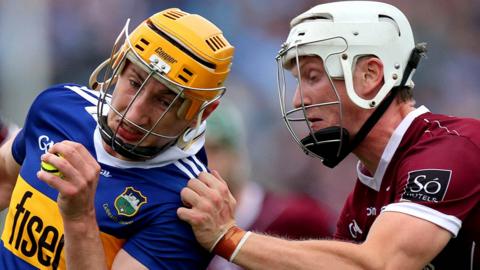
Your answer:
[201,100,219,121]
[353,57,384,99]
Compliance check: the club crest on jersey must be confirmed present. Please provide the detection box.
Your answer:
[114,187,147,217]
[401,169,451,203]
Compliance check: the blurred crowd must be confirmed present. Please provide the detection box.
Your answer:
[1,0,479,217]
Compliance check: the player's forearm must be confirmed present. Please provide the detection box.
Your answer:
[231,233,380,270]
[63,214,107,270]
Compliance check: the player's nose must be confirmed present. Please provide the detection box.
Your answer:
[124,90,151,126]
[292,85,311,108]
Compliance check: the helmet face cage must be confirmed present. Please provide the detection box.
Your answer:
[91,14,229,159]
[276,39,347,161]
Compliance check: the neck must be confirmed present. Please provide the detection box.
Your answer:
[353,100,415,174]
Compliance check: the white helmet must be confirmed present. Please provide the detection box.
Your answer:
[280,1,415,109]
[277,1,425,167]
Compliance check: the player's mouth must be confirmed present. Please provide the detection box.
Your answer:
[308,117,324,131]
[116,123,145,142]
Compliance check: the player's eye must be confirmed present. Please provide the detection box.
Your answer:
[306,70,322,84]
[129,80,142,89]
[156,96,174,110]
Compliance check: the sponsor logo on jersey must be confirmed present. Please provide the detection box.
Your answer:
[348,219,363,239]
[402,169,451,203]
[366,207,377,216]
[423,263,435,270]
[100,169,112,178]
[38,135,55,153]
[114,187,147,217]
[1,177,65,269]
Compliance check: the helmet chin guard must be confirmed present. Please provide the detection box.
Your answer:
[300,126,350,168]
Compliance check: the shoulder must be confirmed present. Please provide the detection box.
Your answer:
[391,127,479,220]
[28,83,99,122]
[398,112,480,170]
[396,132,480,196]
[419,113,480,148]
[33,83,99,107]
[21,83,99,146]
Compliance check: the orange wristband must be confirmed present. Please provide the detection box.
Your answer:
[212,226,246,260]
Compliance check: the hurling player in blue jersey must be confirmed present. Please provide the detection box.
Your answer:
[178,2,479,270]
[0,8,234,270]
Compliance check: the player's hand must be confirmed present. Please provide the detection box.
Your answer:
[177,170,237,251]
[37,141,101,222]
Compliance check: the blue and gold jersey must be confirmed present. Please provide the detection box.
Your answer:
[0,84,211,269]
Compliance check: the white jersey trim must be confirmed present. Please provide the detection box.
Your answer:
[65,85,99,105]
[191,156,207,172]
[181,158,202,175]
[357,106,430,191]
[382,201,462,237]
[174,161,195,179]
[173,156,208,179]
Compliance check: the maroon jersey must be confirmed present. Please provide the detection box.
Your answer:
[335,106,480,270]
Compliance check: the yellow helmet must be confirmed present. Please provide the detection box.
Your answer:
[90,8,235,159]
[91,8,234,120]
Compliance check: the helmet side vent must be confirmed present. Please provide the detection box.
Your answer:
[183,68,193,76]
[379,15,401,36]
[135,44,145,52]
[206,39,217,51]
[178,68,194,83]
[296,15,332,26]
[178,74,189,83]
[140,38,150,45]
[205,35,227,52]
[163,10,187,20]
[308,15,332,20]
[213,36,226,47]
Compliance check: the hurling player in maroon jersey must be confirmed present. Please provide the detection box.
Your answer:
[178,1,479,270]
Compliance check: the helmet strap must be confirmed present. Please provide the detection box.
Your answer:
[179,109,204,150]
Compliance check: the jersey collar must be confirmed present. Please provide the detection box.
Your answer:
[357,105,430,191]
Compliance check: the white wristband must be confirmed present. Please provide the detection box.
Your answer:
[229,231,252,262]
